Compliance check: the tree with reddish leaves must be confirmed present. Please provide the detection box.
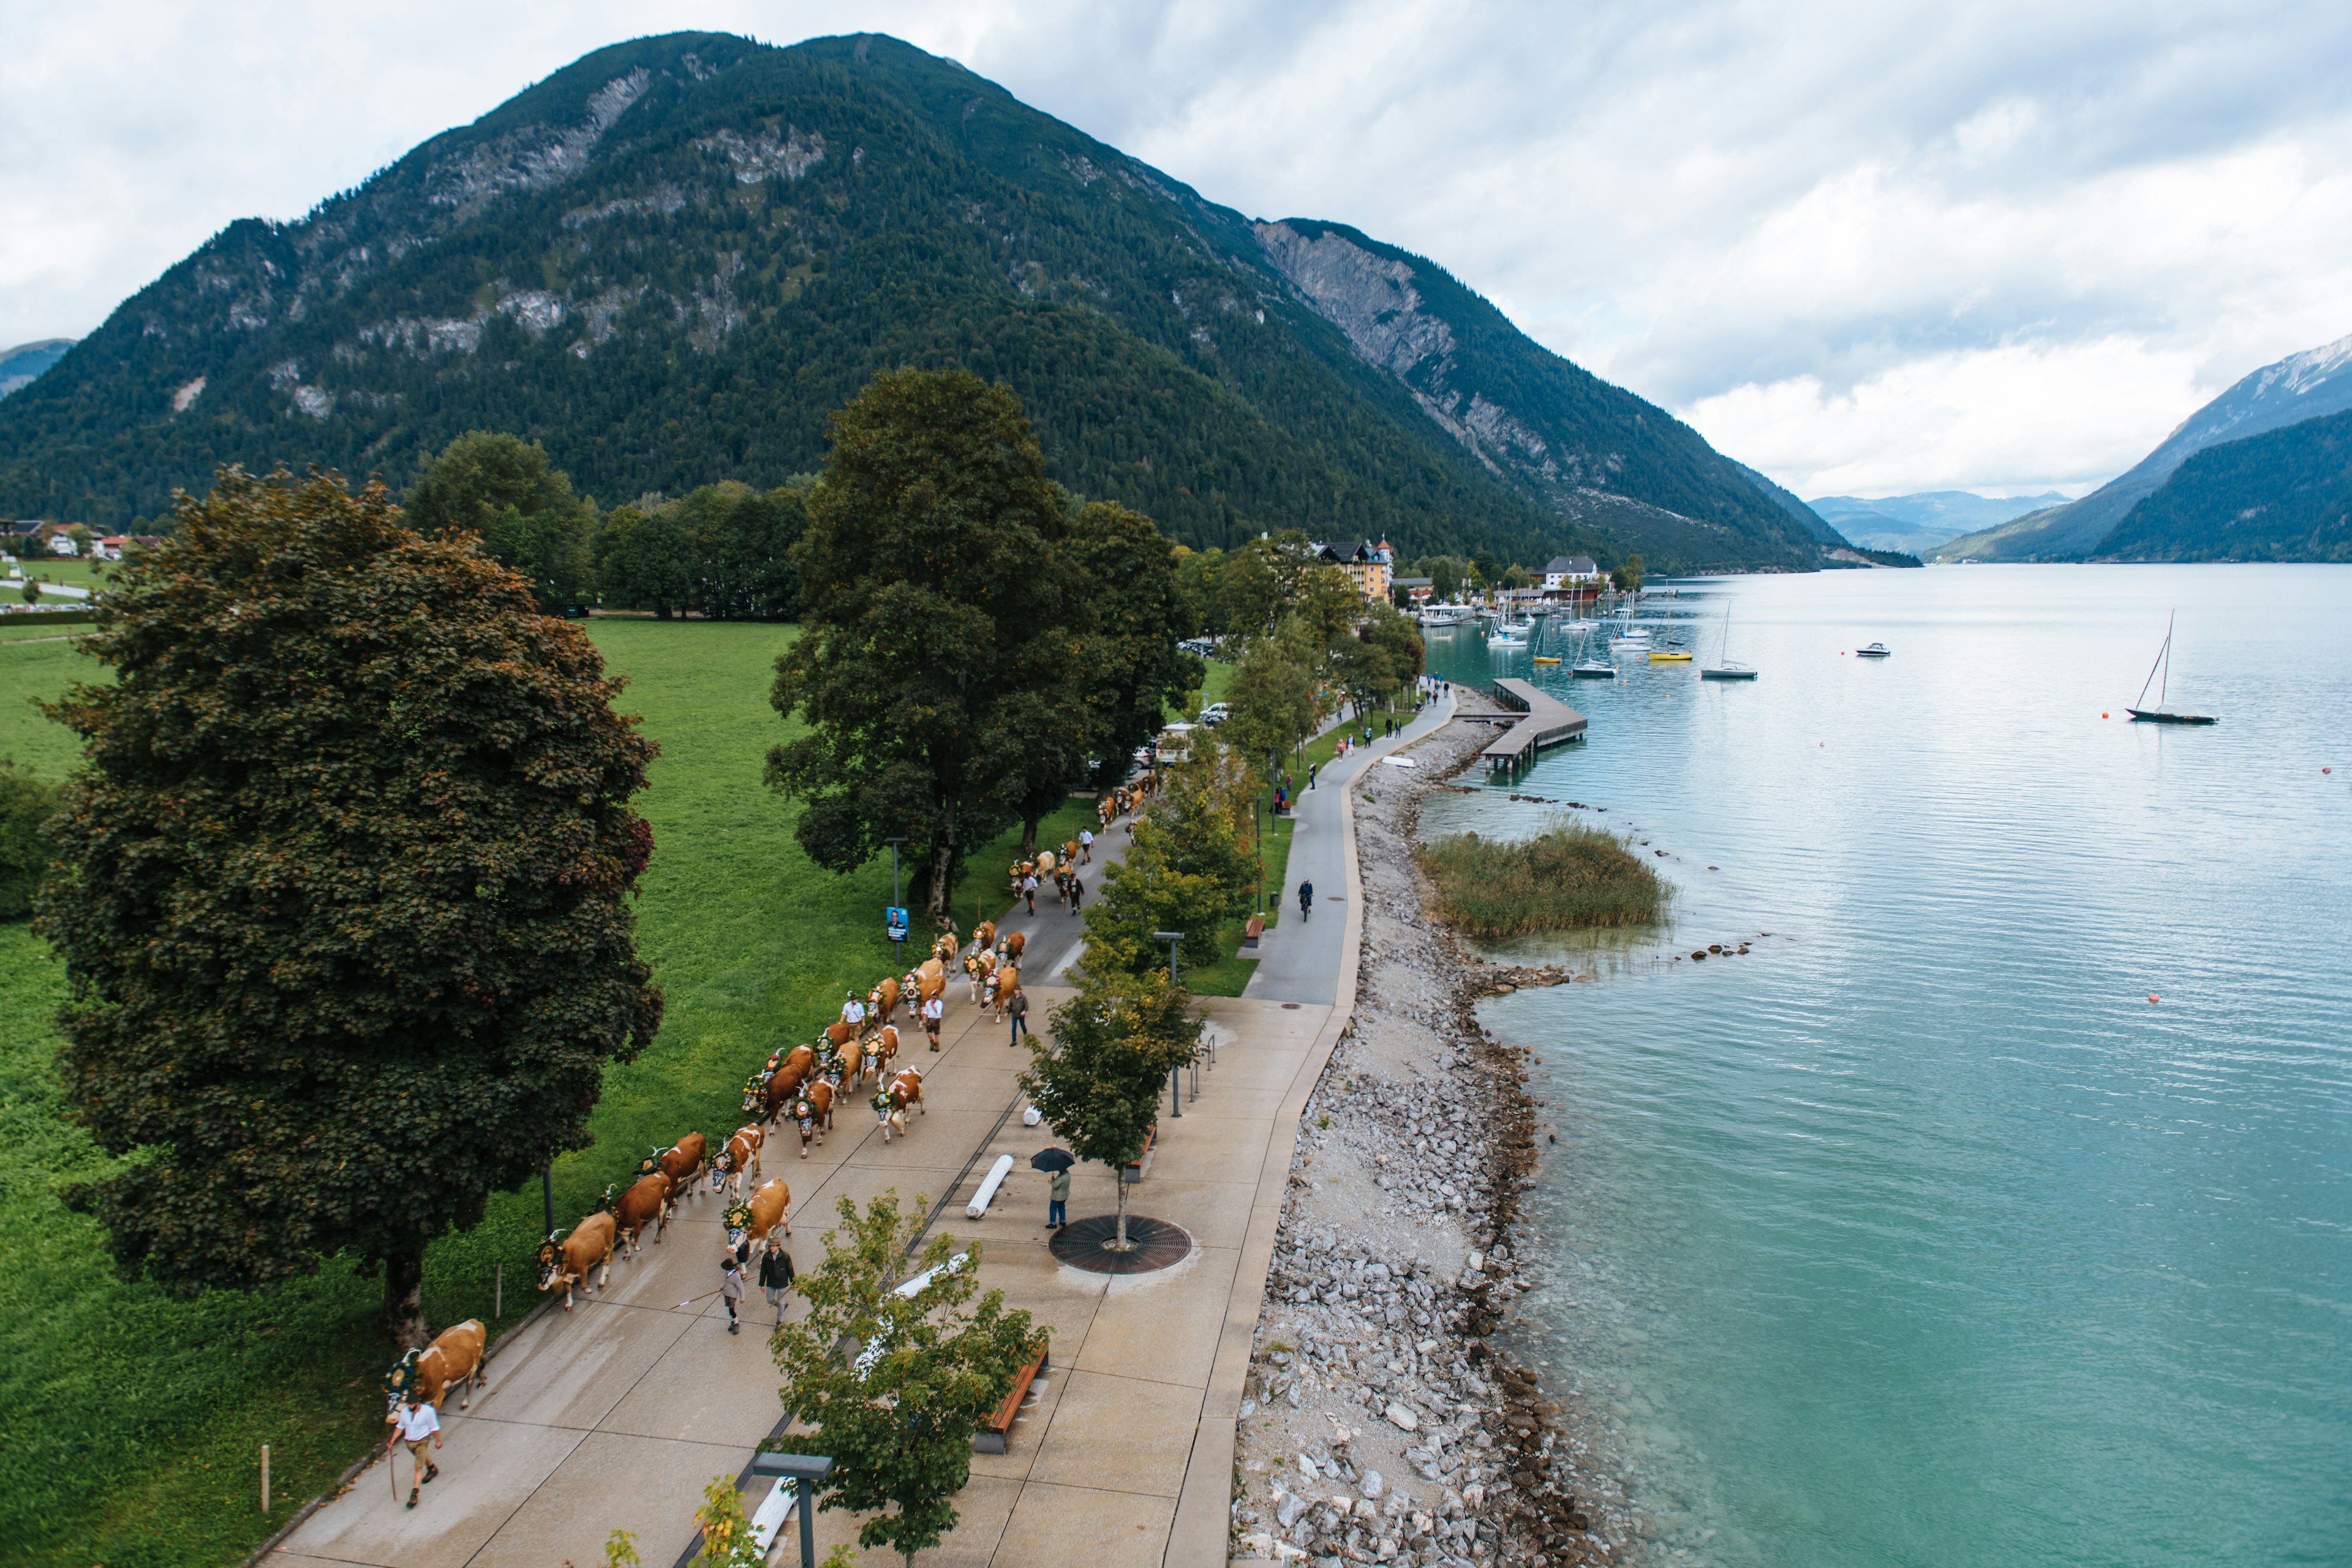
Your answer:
[36,467,663,1346]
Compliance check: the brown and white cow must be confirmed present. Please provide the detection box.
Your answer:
[791,1080,834,1156]
[615,1171,672,1254]
[932,930,960,966]
[869,1023,900,1083]
[657,1133,708,1201]
[877,1067,925,1140]
[385,1319,489,1415]
[900,968,925,1022]
[537,1212,617,1310]
[970,920,998,957]
[989,964,1020,1018]
[918,956,947,1006]
[1000,929,1027,965]
[726,1177,792,1253]
[867,975,900,1030]
[833,1035,864,1089]
[755,1046,818,1124]
[709,1125,765,1199]
[963,949,997,1004]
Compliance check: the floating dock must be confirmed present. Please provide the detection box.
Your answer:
[1482,679,1588,774]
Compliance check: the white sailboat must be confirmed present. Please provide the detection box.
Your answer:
[1700,601,1757,681]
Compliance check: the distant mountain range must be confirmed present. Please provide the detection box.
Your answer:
[0,339,74,399]
[1807,490,2070,556]
[0,32,1847,573]
[1938,332,2352,561]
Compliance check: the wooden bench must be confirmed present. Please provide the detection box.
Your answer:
[973,1338,1050,1454]
[1123,1123,1156,1185]
[1243,916,1265,949]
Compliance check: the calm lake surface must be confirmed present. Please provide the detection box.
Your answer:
[1417,564,2350,1567]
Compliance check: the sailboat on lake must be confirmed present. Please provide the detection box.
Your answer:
[2127,612,2216,725]
[1700,600,1757,681]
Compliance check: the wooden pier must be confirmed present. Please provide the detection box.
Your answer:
[1482,679,1588,774]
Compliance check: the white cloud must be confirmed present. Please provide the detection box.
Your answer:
[5,0,2352,497]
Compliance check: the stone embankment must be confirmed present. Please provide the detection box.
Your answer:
[1233,699,1625,1568]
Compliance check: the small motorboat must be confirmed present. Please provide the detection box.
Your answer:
[1648,649,1692,663]
[1856,643,1891,657]
[1531,655,1561,664]
[1571,660,1615,677]
[1700,662,1757,680]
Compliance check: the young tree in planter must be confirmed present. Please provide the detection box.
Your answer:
[772,1191,1037,1566]
[767,369,1086,923]
[1022,967,1204,1249]
[35,467,663,1345]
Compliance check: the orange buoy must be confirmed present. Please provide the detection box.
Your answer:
[2102,712,2109,718]
[2326,766,2334,774]
[2148,993,2160,1003]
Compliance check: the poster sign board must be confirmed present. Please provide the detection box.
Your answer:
[885,907,909,945]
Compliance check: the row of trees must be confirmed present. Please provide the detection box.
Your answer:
[403,430,813,620]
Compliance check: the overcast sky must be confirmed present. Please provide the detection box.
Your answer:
[7,1,2350,499]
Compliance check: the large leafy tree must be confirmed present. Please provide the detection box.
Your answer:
[1022,967,1204,1249]
[767,368,1085,921]
[772,1191,1036,1566]
[36,467,663,1344]
[675,482,809,622]
[406,431,597,611]
[1065,500,1203,786]
[600,505,698,619]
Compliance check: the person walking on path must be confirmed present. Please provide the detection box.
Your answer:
[1022,872,1038,915]
[1008,987,1030,1046]
[758,1243,795,1323]
[1309,762,1319,790]
[388,1389,443,1510]
[1298,880,1314,920]
[1068,873,1084,914]
[840,989,866,1033]
[922,991,944,1050]
[720,1251,746,1335]
[1079,827,1093,864]
[1047,1166,1071,1229]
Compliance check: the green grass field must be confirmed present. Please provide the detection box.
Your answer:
[0,619,1086,1568]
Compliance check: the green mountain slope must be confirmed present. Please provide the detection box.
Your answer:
[1937,331,2352,561]
[2094,408,2352,561]
[0,32,1817,572]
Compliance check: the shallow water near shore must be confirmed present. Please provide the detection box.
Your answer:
[1418,564,2351,1567]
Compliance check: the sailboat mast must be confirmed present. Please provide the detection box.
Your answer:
[2159,611,2173,708]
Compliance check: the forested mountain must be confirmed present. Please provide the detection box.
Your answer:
[0,32,1834,572]
[2094,407,2352,561]
[1938,332,2352,561]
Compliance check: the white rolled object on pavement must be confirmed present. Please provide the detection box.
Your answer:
[967,1155,1017,1219]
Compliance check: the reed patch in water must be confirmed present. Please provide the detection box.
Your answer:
[1417,818,1666,935]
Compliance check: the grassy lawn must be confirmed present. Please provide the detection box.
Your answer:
[5,556,113,591]
[0,635,99,774]
[0,619,1086,1568]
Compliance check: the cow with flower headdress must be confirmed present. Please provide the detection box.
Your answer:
[723,1177,791,1256]
[707,1125,765,1200]
[790,1080,834,1157]
[382,1320,489,1415]
[536,1211,617,1310]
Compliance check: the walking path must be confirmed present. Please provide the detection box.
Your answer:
[1245,690,1456,1006]
[268,689,1461,1568]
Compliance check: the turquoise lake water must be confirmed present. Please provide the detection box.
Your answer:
[1417,564,2350,1567]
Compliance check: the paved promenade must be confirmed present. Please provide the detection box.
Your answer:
[268,693,1460,1568]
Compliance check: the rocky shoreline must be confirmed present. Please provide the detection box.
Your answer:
[1232,699,1635,1568]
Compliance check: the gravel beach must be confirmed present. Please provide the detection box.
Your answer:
[1232,697,1636,1568]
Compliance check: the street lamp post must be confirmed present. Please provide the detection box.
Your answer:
[884,837,907,953]
[1153,930,1184,1118]
[746,1452,835,1568]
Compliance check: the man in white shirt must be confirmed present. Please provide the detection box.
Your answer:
[388,1390,443,1509]
[922,992,944,1050]
[1078,827,1093,864]
[840,990,867,1032]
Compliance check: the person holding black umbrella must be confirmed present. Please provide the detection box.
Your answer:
[1031,1147,1075,1228]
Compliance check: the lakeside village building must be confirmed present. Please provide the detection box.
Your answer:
[1312,539,1394,600]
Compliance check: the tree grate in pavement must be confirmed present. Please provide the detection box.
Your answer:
[1049,1215,1191,1275]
